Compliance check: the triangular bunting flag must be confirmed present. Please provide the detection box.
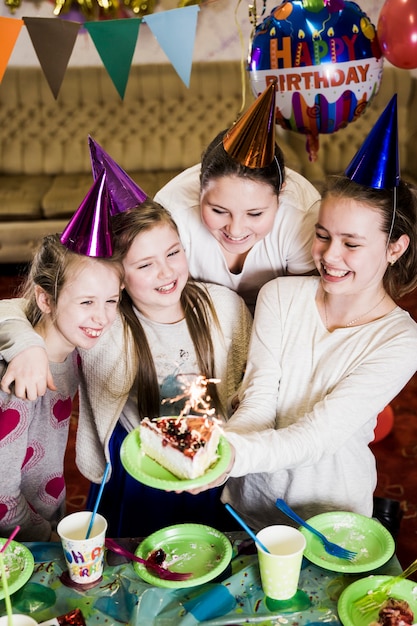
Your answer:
[144,5,199,88]
[84,19,141,100]
[0,17,24,84]
[23,17,80,99]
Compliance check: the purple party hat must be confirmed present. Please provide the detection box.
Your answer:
[60,169,113,257]
[89,135,148,215]
[345,95,400,189]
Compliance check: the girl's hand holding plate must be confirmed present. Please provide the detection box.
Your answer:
[182,444,235,495]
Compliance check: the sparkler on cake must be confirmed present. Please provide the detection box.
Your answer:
[139,376,223,480]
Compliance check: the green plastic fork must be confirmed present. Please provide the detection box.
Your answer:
[355,557,417,614]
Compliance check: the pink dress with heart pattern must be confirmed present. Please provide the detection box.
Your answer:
[0,352,79,541]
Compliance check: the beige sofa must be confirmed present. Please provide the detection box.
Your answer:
[0,61,250,263]
[0,61,416,263]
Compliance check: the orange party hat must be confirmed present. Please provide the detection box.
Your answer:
[223,81,277,168]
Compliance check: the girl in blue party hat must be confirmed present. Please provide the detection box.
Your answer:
[0,172,123,542]
[190,96,417,532]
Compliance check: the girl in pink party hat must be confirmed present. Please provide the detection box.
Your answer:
[0,172,123,542]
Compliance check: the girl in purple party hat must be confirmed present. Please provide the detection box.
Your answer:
[0,172,123,542]
[0,149,252,536]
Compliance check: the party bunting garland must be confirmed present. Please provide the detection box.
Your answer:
[0,15,23,82]
[84,18,142,99]
[23,16,81,98]
[0,4,199,97]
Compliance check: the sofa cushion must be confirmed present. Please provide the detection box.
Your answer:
[41,174,92,219]
[42,170,184,218]
[0,175,51,220]
[0,220,70,263]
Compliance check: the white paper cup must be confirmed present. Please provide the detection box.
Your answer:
[0,616,38,625]
[57,511,107,585]
[256,525,306,600]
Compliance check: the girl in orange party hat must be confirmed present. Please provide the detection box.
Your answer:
[155,82,321,314]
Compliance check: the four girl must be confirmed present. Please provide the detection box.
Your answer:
[1,90,417,542]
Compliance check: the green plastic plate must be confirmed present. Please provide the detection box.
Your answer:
[300,511,395,573]
[120,427,231,490]
[338,575,417,626]
[0,538,35,600]
[133,523,232,588]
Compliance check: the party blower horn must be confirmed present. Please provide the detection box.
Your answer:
[344,94,400,190]
[223,80,277,169]
[89,135,148,215]
[60,169,113,257]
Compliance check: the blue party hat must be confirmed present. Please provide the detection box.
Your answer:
[344,95,399,189]
[60,170,113,257]
[89,135,148,215]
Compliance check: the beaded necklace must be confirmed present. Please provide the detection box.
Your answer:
[324,292,387,330]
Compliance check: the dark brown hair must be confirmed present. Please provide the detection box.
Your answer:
[200,129,286,196]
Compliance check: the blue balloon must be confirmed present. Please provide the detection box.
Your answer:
[248,0,383,160]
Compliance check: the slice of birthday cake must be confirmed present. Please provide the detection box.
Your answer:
[369,597,414,626]
[139,415,222,480]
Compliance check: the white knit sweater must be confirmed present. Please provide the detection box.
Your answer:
[222,276,417,530]
[0,283,252,483]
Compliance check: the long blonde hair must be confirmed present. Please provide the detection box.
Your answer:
[111,200,223,419]
[20,234,124,327]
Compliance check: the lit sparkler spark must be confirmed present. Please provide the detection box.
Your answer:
[161,374,220,417]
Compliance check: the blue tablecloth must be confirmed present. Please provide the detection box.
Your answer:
[0,535,401,625]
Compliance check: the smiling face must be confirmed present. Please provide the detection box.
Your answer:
[200,175,279,260]
[122,223,189,323]
[39,259,121,361]
[312,196,392,297]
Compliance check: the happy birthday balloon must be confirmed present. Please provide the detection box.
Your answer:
[248,0,383,161]
[377,0,417,69]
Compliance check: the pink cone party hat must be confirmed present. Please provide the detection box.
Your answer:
[345,95,400,189]
[223,81,277,168]
[89,135,148,215]
[60,169,113,257]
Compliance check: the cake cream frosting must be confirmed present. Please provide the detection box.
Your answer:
[139,415,222,480]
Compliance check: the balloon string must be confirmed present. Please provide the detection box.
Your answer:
[234,0,249,119]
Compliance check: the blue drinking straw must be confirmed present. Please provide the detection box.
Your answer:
[225,503,270,553]
[85,462,110,539]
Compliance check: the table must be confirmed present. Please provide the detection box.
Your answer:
[0,533,401,626]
